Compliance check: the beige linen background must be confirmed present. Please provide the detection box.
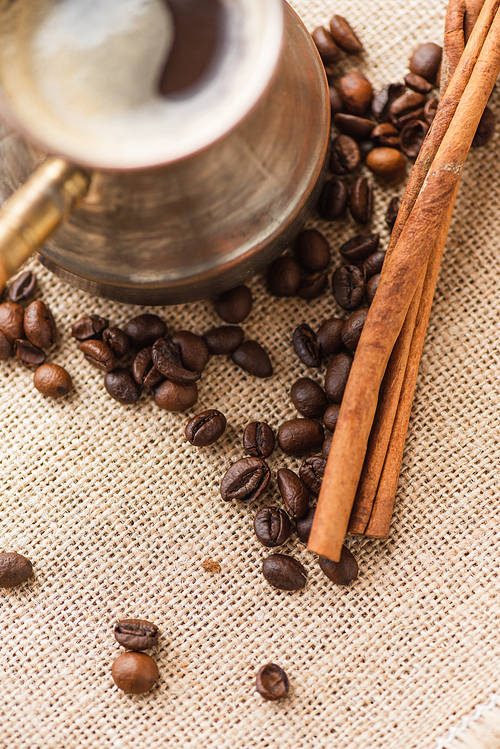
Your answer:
[2,1,500,747]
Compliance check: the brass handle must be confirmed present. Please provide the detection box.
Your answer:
[0,157,90,290]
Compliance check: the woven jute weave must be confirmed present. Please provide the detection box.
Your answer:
[2,1,500,747]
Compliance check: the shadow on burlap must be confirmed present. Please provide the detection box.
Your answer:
[1,1,500,747]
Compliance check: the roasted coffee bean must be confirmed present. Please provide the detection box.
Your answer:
[214,285,253,324]
[114,619,159,651]
[339,71,373,116]
[243,421,275,459]
[424,97,438,125]
[311,26,341,65]
[363,250,386,278]
[318,545,359,585]
[389,91,426,127]
[333,113,374,140]
[124,314,167,349]
[278,418,324,456]
[104,369,141,405]
[0,330,11,360]
[266,256,301,297]
[296,271,328,301]
[372,82,406,122]
[293,323,320,367]
[7,271,36,303]
[299,456,326,494]
[80,339,116,373]
[277,467,310,519]
[14,339,45,369]
[409,42,442,83]
[332,265,365,310]
[342,309,368,351]
[293,230,330,272]
[290,377,329,419]
[366,147,406,181]
[220,457,271,503]
[340,233,379,262]
[329,14,363,54]
[132,347,164,387]
[385,196,400,230]
[350,176,372,223]
[325,352,353,402]
[171,331,210,373]
[185,409,226,446]
[358,139,375,160]
[0,302,24,343]
[329,134,361,174]
[396,105,426,130]
[322,434,333,458]
[71,314,108,341]
[203,325,244,355]
[317,178,348,220]
[33,363,73,398]
[472,106,495,147]
[111,652,159,694]
[316,317,343,357]
[102,327,130,359]
[231,340,273,378]
[262,554,307,591]
[23,300,56,349]
[256,664,290,701]
[366,273,380,305]
[323,403,341,432]
[296,506,316,543]
[253,507,291,547]
[152,337,200,383]
[0,552,33,588]
[400,119,428,158]
[154,379,198,411]
[404,71,432,94]
[371,122,400,148]
[329,86,344,115]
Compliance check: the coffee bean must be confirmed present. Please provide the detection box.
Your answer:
[0,330,12,360]
[14,339,45,369]
[201,559,221,573]
[409,42,442,83]
[262,554,307,591]
[111,652,159,694]
[363,250,386,278]
[33,363,73,397]
[23,300,57,349]
[124,314,167,349]
[293,230,330,272]
[318,545,359,585]
[472,106,495,147]
[339,233,379,262]
[316,317,343,358]
[312,26,341,65]
[71,314,108,341]
[389,91,426,128]
[102,327,130,359]
[339,71,373,116]
[231,340,273,378]
[0,551,33,588]
[256,663,290,700]
[299,456,326,494]
[132,347,164,387]
[365,147,406,181]
[7,271,36,303]
[277,467,310,519]
[296,506,316,543]
[114,619,159,651]
[332,265,365,310]
[0,302,24,343]
[185,409,226,446]
[296,271,328,301]
[293,323,320,367]
[171,331,210,373]
[358,139,375,160]
[243,421,275,459]
[220,457,271,503]
[278,418,324,456]
[104,368,141,405]
[400,119,429,158]
[267,256,301,297]
[154,379,198,411]
[371,122,400,148]
[372,82,406,122]
[214,285,253,324]
[80,339,116,373]
[323,403,341,431]
[333,113,374,140]
[323,434,333,457]
[424,97,438,125]
[152,337,201,383]
[329,15,363,54]
[329,86,344,115]
[385,196,400,230]
[253,507,291,547]
[342,309,368,351]
[404,72,432,94]
[317,178,348,220]
[366,273,380,304]
[290,377,329,419]
[325,352,353,402]
[203,325,244,355]
[329,134,361,174]
[350,176,372,223]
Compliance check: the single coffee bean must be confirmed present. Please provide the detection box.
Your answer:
[0,302,24,343]
[293,230,330,272]
[339,233,379,262]
[472,106,495,147]
[318,545,359,585]
[33,363,73,398]
[424,97,438,125]
[102,327,130,359]
[71,314,108,341]
[267,256,301,297]
[132,347,164,387]
[203,325,244,355]
[278,418,324,456]
[366,273,380,304]
[317,178,348,220]
[358,139,375,160]
[124,314,167,349]
[171,330,210,373]
[339,71,373,116]
[389,91,426,127]
[214,285,253,324]
[363,250,386,278]
[296,506,316,543]
[243,421,275,459]
[296,271,328,301]
[111,652,159,694]
[329,14,363,54]
[104,368,142,405]
[333,113,374,140]
[292,323,320,367]
[400,119,429,158]
[404,71,432,94]
[332,265,365,310]
[277,467,310,519]
[325,352,353,402]
[372,82,406,122]
[262,554,307,591]
[299,456,326,494]
[185,409,226,446]
[341,309,368,351]
[350,176,372,223]
[322,434,333,457]
[220,457,271,503]
[114,619,159,651]
[316,317,343,357]
[365,147,406,181]
[290,377,329,419]
[0,552,33,588]
[231,340,273,378]
[256,663,290,701]
[409,42,442,83]
[152,336,200,384]
[329,134,361,174]
[0,330,12,360]
[14,339,46,369]
[311,26,341,65]
[385,196,400,230]
[7,271,36,303]
[323,403,341,431]
[329,86,344,115]
[371,122,400,149]
[23,300,57,349]
[154,379,198,411]
[253,507,291,547]
[395,105,426,130]
[80,339,116,373]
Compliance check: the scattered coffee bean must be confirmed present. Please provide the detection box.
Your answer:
[80,339,116,373]
[409,42,442,83]
[322,434,333,457]
[423,97,438,124]
[214,285,253,324]
[385,196,400,230]
[290,377,329,419]
[372,82,406,122]
[220,457,271,503]
[389,91,426,128]
[171,331,210,373]
[329,86,344,115]
[267,256,301,297]
[262,554,307,591]
[124,314,167,349]
[325,352,353,402]
[111,652,159,694]
[253,507,291,547]
[256,663,290,700]
[323,403,341,431]
[329,134,361,174]
[71,314,108,341]
[201,559,221,573]
[339,71,373,116]
[358,139,375,159]
[366,273,380,304]
[363,250,386,278]
[33,363,73,397]
[277,467,310,519]
[203,325,244,355]
[318,545,359,585]
[317,178,348,220]
[404,71,432,94]
[350,176,372,223]
[339,233,379,262]
[154,379,198,411]
[114,619,159,651]
[312,26,341,65]
[0,330,12,360]
[152,336,201,384]
[372,122,400,148]
[0,551,33,588]
[341,309,368,351]
[102,327,130,359]
[366,147,406,181]
[0,302,24,343]
[231,340,273,378]
[243,421,275,459]
[472,105,495,147]
[7,271,36,303]
[293,230,330,272]
[329,14,362,54]
[104,369,142,405]
[14,339,46,369]
[333,113,374,139]
[316,317,343,357]
[296,506,316,543]
[23,300,56,349]
[293,323,320,367]
[132,347,164,387]
[332,265,365,310]
[296,271,328,301]
[400,119,429,158]
[299,456,326,494]
[278,418,324,456]
[185,409,226,446]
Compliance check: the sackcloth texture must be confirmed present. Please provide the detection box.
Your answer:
[1,1,500,747]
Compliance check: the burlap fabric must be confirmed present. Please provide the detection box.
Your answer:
[2,1,500,747]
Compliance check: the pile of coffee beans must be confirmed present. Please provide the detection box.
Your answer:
[0,551,33,588]
[111,619,160,694]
